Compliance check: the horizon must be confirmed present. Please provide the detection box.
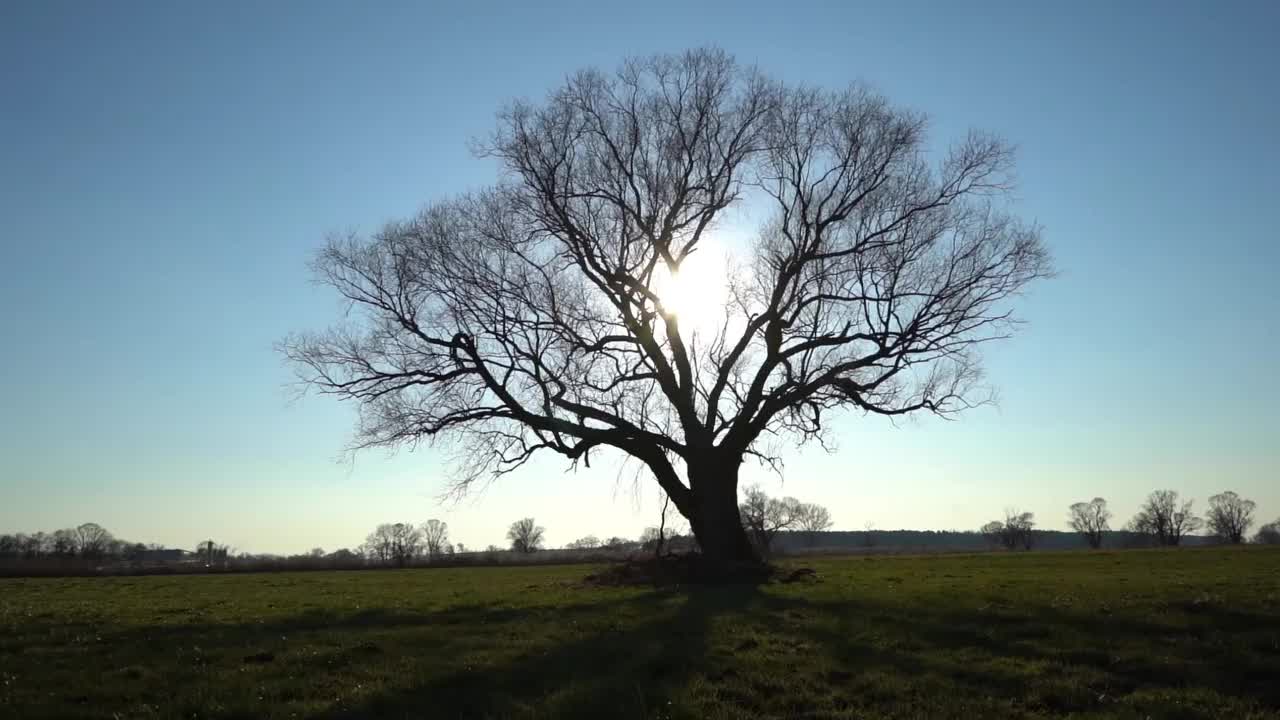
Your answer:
[3,1,1277,555]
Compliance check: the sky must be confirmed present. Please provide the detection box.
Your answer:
[1,0,1277,554]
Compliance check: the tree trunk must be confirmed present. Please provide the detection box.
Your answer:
[682,456,760,570]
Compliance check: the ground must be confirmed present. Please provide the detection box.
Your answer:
[1,547,1278,719]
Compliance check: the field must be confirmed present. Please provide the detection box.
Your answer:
[1,548,1278,719]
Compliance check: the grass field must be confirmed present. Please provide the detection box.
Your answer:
[1,547,1278,719]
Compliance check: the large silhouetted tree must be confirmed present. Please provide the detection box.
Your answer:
[283,49,1051,569]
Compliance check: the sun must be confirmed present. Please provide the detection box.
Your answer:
[651,247,728,339]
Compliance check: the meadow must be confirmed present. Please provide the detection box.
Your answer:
[1,547,1277,719]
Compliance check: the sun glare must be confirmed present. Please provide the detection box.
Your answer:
[652,247,729,339]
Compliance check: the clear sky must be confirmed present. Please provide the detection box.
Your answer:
[2,0,1277,554]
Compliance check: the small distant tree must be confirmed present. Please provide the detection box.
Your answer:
[1254,519,1280,545]
[982,510,1035,550]
[980,520,1005,548]
[363,524,395,564]
[50,529,76,557]
[794,503,833,547]
[601,536,633,551]
[387,523,423,567]
[862,521,877,548]
[196,540,230,567]
[507,518,545,553]
[1068,497,1111,549]
[23,532,50,559]
[1128,490,1202,546]
[327,548,361,564]
[1205,491,1255,544]
[421,519,450,558]
[739,485,802,556]
[455,542,467,554]
[566,536,600,550]
[74,523,114,560]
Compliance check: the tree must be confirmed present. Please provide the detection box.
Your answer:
[739,485,802,555]
[363,525,395,565]
[196,540,229,567]
[22,532,49,559]
[1254,519,1280,545]
[363,523,422,566]
[50,529,76,557]
[602,537,634,551]
[328,548,361,564]
[421,519,450,558]
[980,520,1006,548]
[283,49,1051,569]
[387,523,422,567]
[982,510,1035,550]
[74,523,114,560]
[862,521,878,548]
[1068,497,1111,549]
[566,535,601,550]
[1205,491,1255,544]
[1128,490,1203,546]
[507,518,545,553]
[794,503,833,546]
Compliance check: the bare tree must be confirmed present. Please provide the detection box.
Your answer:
[22,532,49,559]
[74,523,114,560]
[50,529,76,557]
[363,523,422,566]
[283,49,1051,569]
[739,485,802,555]
[1254,519,1280,545]
[388,523,422,566]
[983,510,1035,550]
[794,503,833,546]
[363,524,395,565]
[421,519,450,558]
[1128,490,1203,546]
[566,535,600,550]
[195,540,230,567]
[1205,491,1255,544]
[507,518,545,553]
[1068,497,1111,549]
[980,520,1005,548]
[602,536,634,551]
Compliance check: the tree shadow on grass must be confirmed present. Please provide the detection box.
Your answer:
[310,585,778,720]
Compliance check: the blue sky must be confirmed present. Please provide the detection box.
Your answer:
[2,0,1276,554]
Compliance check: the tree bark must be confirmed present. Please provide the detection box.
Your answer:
[683,455,760,569]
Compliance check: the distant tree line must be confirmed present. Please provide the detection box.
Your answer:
[4,488,1273,577]
[0,523,157,563]
[980,489,1268,550]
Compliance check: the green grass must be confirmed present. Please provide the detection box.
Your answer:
[2,547,1278,719]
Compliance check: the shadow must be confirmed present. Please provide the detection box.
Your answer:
[14,565,1280,719]
[310,585,780,719]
